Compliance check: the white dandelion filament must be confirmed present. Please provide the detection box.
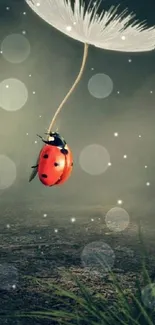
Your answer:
[26,0,155,132]
[26,0,155,52]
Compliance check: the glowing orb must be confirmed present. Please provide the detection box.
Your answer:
[0,78,28,111]
[1,33,30,63]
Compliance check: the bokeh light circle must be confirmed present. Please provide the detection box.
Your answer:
[0,263,18,290]
[1,34,30,63]
[141,284,155,309]
[79,144,110,175]
[88,73,113,99]
[105,207,130,232]
[0,155,17,189]
[81,241,115,273]
[0,78,28,111]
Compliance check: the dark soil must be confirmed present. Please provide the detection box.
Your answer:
[0,203,155,325]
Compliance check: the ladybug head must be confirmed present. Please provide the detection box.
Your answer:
[45,132,66,148]
[49,131,59,137]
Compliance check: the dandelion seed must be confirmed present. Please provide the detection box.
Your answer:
[25,0,155,138]
[26,0,155,52]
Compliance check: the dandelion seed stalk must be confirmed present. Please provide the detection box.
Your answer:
[47,42,89,134]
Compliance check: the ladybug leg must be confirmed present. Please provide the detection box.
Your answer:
[31,164,38,168]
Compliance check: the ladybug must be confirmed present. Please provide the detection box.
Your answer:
[29,132,73,186]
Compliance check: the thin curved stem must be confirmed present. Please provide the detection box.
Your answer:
[47,43,89,135]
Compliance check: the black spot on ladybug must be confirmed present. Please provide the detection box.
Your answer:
[61,148,68,155]
[71,162,73,166]
[43,154,48,158]
[54,162,60,166]
[42,174,47,178]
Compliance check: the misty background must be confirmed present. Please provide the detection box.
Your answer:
[0,0,155,231]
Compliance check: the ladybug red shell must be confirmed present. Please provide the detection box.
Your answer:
[29,132,73,186]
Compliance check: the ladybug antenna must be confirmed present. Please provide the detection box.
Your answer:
[36,134,43,139]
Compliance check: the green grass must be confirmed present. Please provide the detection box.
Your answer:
[16,264,154,325]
